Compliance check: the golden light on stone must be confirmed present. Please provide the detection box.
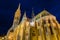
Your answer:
[0,5,60,40]
[7,32,13,40]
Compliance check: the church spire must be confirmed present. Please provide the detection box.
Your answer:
[24,12,26,19]
[21,11,27,22]
[32,8,35,18]
[8,3,21,31]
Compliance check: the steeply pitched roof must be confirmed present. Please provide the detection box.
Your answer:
[34,10,52,20]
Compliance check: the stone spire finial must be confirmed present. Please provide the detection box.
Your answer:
[24,11,26,18]
[21,11,27,21]
[31,8,35,21]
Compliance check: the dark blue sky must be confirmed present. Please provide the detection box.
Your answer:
[0,0,60,36]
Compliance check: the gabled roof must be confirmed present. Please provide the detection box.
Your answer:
[34,10,52,20]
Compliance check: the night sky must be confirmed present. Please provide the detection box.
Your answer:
[0,0,60,36]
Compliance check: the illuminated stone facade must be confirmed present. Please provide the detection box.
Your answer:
[0,5,60,40]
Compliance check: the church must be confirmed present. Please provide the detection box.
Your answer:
[0,4,60,40]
